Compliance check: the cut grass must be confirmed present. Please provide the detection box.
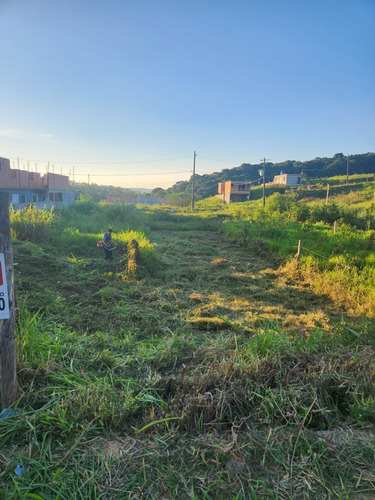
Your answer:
[2,206,374,499]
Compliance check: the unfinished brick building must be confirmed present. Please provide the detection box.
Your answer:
[217,181,251,203]
[0,157,74,208]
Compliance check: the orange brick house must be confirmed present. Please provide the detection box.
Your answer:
[217,181,251,203]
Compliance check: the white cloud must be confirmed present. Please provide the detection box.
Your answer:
[0,129,53,139]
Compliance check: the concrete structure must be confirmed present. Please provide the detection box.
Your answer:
[217,181,251,203]
[0,157,74,209]
[273,172,302,186]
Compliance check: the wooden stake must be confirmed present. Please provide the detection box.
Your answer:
[0,192,18,407]
[296,240,302,262]
[334,221,337,234]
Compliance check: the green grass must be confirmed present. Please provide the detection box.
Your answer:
[221,215,375,317]
[2,201,374,499]
[10,203,56,242]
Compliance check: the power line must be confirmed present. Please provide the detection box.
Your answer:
[199,156,259,163]
[9,156,191,165]
[73,170,192,177]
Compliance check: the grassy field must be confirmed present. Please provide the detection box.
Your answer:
[1,201,375,499]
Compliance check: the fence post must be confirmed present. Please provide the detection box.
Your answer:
[296,240,302,262]
[0,192,18,407]
[334,221,337,234]
[325,184,330,204]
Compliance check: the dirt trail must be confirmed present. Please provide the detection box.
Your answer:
[151,228,339,335]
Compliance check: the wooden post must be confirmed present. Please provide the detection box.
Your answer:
[296,240,302,262]
[325,184,330,204]
[0,192,18,406]
[334,221,337,234]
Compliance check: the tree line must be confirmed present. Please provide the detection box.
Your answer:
[151,152,375,200]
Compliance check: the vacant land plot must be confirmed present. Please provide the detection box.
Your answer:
[1,213,374,499]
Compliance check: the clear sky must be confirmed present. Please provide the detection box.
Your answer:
[1,0,374,189]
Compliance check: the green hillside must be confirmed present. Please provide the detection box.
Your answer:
[151,152,375,201]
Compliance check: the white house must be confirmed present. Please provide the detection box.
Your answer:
[273,172,302,186]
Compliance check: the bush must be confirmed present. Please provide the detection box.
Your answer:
[10,204,56,242]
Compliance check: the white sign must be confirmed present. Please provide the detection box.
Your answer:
[0,253,10,319]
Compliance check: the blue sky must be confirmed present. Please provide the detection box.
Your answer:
[1,0,374,188]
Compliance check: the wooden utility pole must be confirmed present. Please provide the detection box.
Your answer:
[0,192,18,407]
[260,158,270,207]
[191,151,196,210]
[346,154,349,185]
[262,158,266,207]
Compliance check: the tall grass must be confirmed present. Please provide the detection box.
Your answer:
[58,200,145,233]
[222,215,375,317]
[10,204,56,242]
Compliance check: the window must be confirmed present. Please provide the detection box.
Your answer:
[20,195,26,203]
[238,184,246,191]
[32,194,37,202]
[55,192,63,202]
[49,193,54,202]
[12,194,19,204]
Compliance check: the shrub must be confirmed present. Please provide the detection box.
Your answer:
[10,204,56,242]
[290,202,310,221]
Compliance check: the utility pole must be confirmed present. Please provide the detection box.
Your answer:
[259,158,270,207]
[0,192,18,406]
[191,151,196,210]
[346,154,349,185]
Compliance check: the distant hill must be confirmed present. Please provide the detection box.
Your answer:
[151,152,375,199]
